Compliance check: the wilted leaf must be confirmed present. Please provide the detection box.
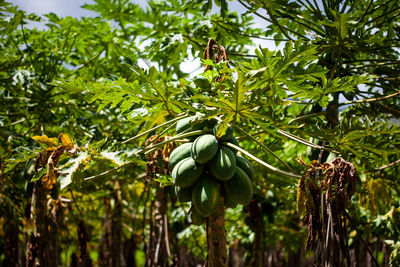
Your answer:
[32,135,59,147]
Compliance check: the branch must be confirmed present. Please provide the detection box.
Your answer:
[69,188,84,217]
[362,159,400,173]
[143,129,212,155]
[277,129,340,154]
[84,162,134,181]
[374,102,400,117]
[357,0,373,22]
[339,90,400,106]
[288,111,327,124]
[122,113,187,144]
[212,19,289,41]
[233,125,298,174]
[237,0,307,39]
[364,5,400,27]
[224,142,301,180]
[264,6,294,41]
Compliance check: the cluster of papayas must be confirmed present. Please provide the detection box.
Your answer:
[170,117,255,226]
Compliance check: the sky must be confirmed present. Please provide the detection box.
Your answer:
[10,0,98,17]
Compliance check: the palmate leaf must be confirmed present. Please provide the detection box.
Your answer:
[58,151,90,189]
[205,70,258,126]
[243,41,324,104]
[4,147,38,173]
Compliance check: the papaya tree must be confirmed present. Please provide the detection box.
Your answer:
[1,0,400,266]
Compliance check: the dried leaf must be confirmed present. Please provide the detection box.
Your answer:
[297,175,306,216]
[59,133,74,149]
[32,135,59,147]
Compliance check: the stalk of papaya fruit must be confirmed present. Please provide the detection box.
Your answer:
[205,196,228,267]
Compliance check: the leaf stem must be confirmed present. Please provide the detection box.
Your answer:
[122,113,187,144]
[84,162,134,181]
[339,90,400,106]
[224,142,301,180]
[233,125,298,174]
[143,129,211,155]
[277,129,340,154]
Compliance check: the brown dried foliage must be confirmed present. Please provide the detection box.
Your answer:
[145,135,175,182]
[297,157,358,265]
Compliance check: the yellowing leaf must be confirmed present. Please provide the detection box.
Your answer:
[134,182,145,196]
[32,135,59,147]
[297,175,306,216]
[59,133,74,149]
[42,167,58,190]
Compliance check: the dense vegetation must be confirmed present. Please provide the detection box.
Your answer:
[1,0,400,266]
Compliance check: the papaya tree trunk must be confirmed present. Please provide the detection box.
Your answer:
[77,220,92,267]
[123,235,137,267]
[205,197,227,267]
[29,181,53,267]
[146,187,170,267]
[249,199,264,267]
[99,184,123,267]
[4,217,21,266]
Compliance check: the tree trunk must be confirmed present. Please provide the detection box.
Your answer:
[248,199,263,267]
[3,217,21,266]
[228,240,244,267]
[77,220,92,267]
[146,187,170,267]
[205,197,227,267]
[99,183,123,267]
[27,181,61,267]
[123,235,137,267]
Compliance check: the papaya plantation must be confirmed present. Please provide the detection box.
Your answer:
[1,0,400,266]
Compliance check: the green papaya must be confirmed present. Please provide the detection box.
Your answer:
[223,193,238,209]
[192,175,220,217]
[210,146,236,181]
[219,127,234,141]
[169,142,192,170]
[177,115,206,134]
[193,76,211,90]
[188,119,209,141]
[190,208,206,225]
[224,136,239,154]
[191,134,219,164]
[175,186,193,202]
[176,116,195,134]
[223,167,253,206]
[172,157,204,188]
[235,156,255,180]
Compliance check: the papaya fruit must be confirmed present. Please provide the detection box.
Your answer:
[235,156,255,180]
[224,135,239,154]
[176,115,205,134]
[169,142,192,170]
[176,116,195,134]
[190,207,206,225]
[210,146,236,181]
[192,175,220,217]
[223,193,238,209]
[191,134,219,164]
[188,119,209,141]
[223,167,253,206]
[219,127,234,141]
[193,76,211,90]
[175,186,193,202]
[172,157,204,188]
